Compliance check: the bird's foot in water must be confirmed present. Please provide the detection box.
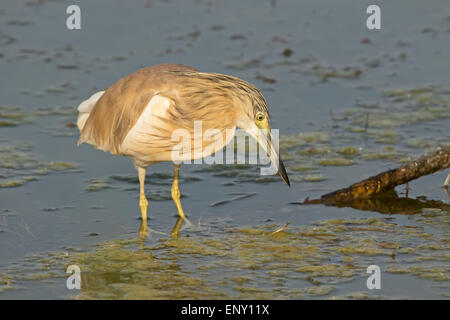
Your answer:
[170,216,195,238]
[139,219,149,239]
[139,197,149,220]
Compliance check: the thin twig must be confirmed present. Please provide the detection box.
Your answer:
[270,222,290,235]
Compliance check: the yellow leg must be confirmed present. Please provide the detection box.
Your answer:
[137,167,149,239]
[171,163,186,219]
[138,166,148,220]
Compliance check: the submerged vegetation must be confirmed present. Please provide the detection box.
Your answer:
[0,141,81,188]
[0,209,448,299]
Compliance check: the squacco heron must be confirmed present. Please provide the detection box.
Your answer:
[77,64,289,234]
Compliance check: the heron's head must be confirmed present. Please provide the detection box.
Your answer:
[173,71,290,186]
[230,79,290,187]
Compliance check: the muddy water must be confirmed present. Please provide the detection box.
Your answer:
[0,0,449,299]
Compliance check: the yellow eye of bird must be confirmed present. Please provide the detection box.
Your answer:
[256,113,265,122]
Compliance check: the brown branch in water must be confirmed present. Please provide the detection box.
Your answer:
[301,146,450,204]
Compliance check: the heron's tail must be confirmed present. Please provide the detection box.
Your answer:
[76,91,104,142]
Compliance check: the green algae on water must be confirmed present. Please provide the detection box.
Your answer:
[0,141,82,188]
[1,208,448,299]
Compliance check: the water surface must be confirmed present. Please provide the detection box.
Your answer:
[0,0,449,299]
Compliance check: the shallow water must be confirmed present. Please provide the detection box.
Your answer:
[0,0,449,299]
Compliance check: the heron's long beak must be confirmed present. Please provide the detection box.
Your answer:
[254,122,290,187]
[277,153,290,187]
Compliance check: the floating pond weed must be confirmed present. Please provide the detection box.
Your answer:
[1,209,447,299]
[0,141,81,188]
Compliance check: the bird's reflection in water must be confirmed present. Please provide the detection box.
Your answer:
[298,189,450,215]
[138,216,189,240]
